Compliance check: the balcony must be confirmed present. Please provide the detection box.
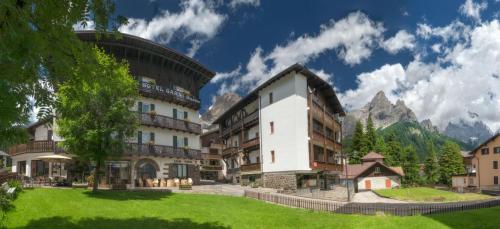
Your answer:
[242,138,259,149]
[240,163,261,172]
[202,153,222,160]
[222,146,239,156]
[201,164,223,171]
[8,140,65,156]
[124,143,201,160]
[139,81,200,110]
[139,113,201,135]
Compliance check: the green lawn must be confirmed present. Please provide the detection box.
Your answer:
[374,187,493,202]
[4,188,500,229]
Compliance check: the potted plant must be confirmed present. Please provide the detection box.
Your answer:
[148,110,157,120]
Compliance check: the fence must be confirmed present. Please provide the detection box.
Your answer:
[244,190,500,216]
[0,172,21,185]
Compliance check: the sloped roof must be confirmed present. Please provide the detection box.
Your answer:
[471,133,500,156]
[341,161,405,179]
[362,152,385,160]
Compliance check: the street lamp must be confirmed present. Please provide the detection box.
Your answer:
[342,151,352,202]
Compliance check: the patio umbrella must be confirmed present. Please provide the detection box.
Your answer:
[34,155,72,176]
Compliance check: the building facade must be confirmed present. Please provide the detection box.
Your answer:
[470,134,500,191]
[9,31,215,188]
[200,129,226,181]
[213,64,345,190]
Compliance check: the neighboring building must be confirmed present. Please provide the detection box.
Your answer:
[200,129,226,181]
[341,152,404,192]
[469,134,500,191]
[0,151,11,169]
[9,31,215,188]
[213,64,345,190]
[451,151,477,192]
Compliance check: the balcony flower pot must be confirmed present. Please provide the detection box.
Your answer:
[148,111,157,120]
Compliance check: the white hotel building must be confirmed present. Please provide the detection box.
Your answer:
[9,31,215,188]
[213,64,345,190]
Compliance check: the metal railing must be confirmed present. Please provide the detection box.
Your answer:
[124,143,201,160]
[139,113,201,134]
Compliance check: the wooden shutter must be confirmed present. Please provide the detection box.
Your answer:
[150,132,155,142]
[138,102,143,112]
[173,108,177,119]
[173,136,177,148]
[138,131,142,144]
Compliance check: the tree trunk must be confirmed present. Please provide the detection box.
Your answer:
[92,160,101,193]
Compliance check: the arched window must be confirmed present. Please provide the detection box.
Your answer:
[136,162,157,179]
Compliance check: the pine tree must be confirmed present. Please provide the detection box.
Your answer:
[374,136,388,155]
[424,142,440,184]
[366,115,377,151]
[385,132,402,166]
[350,120,366,164]
[402,145,420,186]
[439,141,465,185]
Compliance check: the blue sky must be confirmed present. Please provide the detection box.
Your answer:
[101,0,500,131]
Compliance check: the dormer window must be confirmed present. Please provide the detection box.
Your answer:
[374,167,381,174]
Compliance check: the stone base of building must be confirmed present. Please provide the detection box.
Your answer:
[241,174,262,187]
[263,173,298,190]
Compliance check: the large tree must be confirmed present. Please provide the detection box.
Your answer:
[56,47,138,192]
[0,0,125,147]
[401,145,420,186]
[424,142,440,185]
[365,115,377,151]
[439,141,465,185]
[350,120,366,164]
[384,132,402,166]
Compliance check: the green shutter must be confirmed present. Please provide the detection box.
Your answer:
[137,131,142,144]
[138,102,143,112]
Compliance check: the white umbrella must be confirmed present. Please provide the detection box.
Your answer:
[34,155,72,177]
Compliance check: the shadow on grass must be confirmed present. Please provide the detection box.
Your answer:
[13,216,229,229]
[425,206,500,229]
[83,190,173,201]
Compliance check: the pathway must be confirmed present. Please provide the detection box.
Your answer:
[351,191,408,203]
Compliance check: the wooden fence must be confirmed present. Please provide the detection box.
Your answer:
[0,172,21,185]
[244,190,500,216]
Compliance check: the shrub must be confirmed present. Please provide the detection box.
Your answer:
[7,180,22,196]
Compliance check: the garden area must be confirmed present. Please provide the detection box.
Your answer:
[374,187,493,202]
[2,188,500,229]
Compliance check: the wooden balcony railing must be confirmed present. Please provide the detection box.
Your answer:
[201,165,223,170]
[222,146,239,156]
[202,153,222,160]
[242,138,259,149]
[220,111,259,136]
[8,140,65,156]
[139,113,201,134]
[124,143,201,160]
[240,163,261,172]
[139,81,200,110]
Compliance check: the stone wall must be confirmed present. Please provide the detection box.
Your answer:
[241,174,262,186]
[263,173,297,190]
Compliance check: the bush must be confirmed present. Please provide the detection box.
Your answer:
[7,180,22,193]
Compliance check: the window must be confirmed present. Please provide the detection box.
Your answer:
[149,132,155,143]
[495,176,499,185]
[327,150,335,163]
[313,119,323,134]
[313,145,324,162]
[256,156,260,163]
[137,102,143,112]
[137,131,143,144]
[137,161,156,179]
[177,164,188,178]
[374,167,381,174]
[271,150,275,163]
[173,136,178,148]
[150,104,155,111]
[481,148,489,155]
[494,161,498,169]
[495,147,500,154]
[270,122,274,134]
[173,108,177,119]
[269,92,273,104]
[184,137,188,147]
[184,111,188,119]
[325,127,333,139]
[336,131,341,143]
[47,130,53,141]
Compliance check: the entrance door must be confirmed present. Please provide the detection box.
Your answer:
[365,180,371,190]
[385,179,391,188]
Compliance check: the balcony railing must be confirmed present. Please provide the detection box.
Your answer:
[139,81,200,109]
[124,143,201,160]
[8,140,65,156]
[222,146,239,156]
[201,165,223,170]
[139,113,201,134]
[202,153,222,160]
[220,111,259,136]
[242,138,259,149]
[240,163,261,172]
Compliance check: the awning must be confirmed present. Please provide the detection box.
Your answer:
[34,155,72,161]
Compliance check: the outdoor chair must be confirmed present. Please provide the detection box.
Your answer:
[160,179,167,187]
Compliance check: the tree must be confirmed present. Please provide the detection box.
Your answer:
[56,47,138,192]
[365,115,377,151]
[0,0,125,146]
[374,135,387,154]
[385,132,402,166]
[439,141,465,185]
[402,145,420,186]
[424,142,440,185]
[350,120,366,164]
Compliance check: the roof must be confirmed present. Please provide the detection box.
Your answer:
[362,152,385,160]
[471,133,500,156]
[341,161,405,179]
[75,31,215,84]
[460,151,472,158]
[213,64,345,124]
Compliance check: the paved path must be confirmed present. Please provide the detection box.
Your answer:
[351,191,408,203]
[135,183,277,197]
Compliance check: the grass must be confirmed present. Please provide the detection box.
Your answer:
[374,187,493,202]
[3,188,500,229]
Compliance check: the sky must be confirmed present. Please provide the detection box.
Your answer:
[79,0,500,132]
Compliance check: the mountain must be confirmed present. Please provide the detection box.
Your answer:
[200,92,241,130]
[378,121,473,161]
[443,120,493,146]
[420,119,439,133]
[343,91,417,136]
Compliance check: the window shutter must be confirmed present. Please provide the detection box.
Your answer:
[150,132,155,142]
[138,131,143,144]
[150,104,155,111]
[184,111,188,119]
[173,136,178,148]
[173,108,177,119]
[184,137,188,146]
[138,102,143,112]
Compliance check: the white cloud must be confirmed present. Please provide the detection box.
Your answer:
[459,0,488,22]
[340,20,500,131]
[119,0,226,57]
[228,0,260,9]
[381,30,416,54]
[73,21,95,30]
[211,65,242,83]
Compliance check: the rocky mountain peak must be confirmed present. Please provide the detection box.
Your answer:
[444,119,493,145]
[420,119,439,133]
[200,92,241,130]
